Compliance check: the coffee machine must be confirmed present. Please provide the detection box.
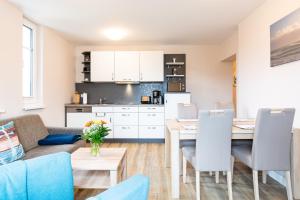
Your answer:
[152,90,162,104]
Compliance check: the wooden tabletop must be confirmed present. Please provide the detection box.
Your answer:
[71,147,127,171]
[166,118,255,140]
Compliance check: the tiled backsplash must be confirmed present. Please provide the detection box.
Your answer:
[75,82,165,104]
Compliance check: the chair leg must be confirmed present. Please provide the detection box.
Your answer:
[253,170,260,200]
[196,170,200,200]
[227,171,233,200]
[231,156,235,182]
[215,171,219,184]
[183,156,187,183]
[262,171,267,184]
[285,171,293,200]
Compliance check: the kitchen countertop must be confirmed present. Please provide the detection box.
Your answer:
[65,103,164,107]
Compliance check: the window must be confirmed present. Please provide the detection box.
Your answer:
[22,19,43,110]
[22,24,34,97]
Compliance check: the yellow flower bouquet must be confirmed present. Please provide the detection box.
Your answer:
[82,120,110,156]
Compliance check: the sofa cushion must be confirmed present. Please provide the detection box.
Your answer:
[25,152,74,200]
[23,139,85,160]
[0,160,27,200]
[0,115,49,152]
[0,121,25,165]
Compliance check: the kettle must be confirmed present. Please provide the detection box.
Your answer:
[81,93,88,105]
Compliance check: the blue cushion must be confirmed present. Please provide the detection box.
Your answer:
[89,174,150,200]
[25,152,74,200]
[38,134,81,145]
[0,160,27,200]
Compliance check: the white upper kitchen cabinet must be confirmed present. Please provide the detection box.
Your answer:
[139,51,164,82]
[91,51,115,82]
[114,51,140,82]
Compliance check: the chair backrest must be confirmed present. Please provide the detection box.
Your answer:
[252,108,295,171]
[177,103,198,119]
[195,109,234,171]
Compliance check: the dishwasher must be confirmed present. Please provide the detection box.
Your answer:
[66,106,92,128]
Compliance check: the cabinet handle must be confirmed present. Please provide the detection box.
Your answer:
[121,126,127,130]
[140,73,143,80]
[112,73,114,80]
[152,127,156,130]
[152,114,156,117]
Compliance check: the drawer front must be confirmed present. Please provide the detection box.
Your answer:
[139,106,164,113]
[92,107,113,113]
[113,106,138,113]
[139,113,164,126]
[114,126,138,138]
[93,113,114,138]
[139,126,164,139]
[114,113,138,125]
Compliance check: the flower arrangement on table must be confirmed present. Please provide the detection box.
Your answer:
[82,120,111,156]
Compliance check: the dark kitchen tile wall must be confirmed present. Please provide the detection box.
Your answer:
[75,82,165,104]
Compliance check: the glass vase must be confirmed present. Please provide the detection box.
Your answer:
[90,142,101,156]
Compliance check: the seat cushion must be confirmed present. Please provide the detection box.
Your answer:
[180,140,196,148]
[232,145,253,168]
[182,146,196,163]
[23,140,85,160]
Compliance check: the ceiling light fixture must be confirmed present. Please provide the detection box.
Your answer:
[103,28,127,41]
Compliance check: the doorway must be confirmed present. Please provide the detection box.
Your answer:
[232,58,237,117]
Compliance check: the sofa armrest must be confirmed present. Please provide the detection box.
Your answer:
[47,127,83,135]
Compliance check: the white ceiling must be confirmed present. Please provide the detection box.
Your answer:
[9,0,266,45]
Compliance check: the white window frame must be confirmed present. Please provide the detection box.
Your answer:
[22,18,44,111]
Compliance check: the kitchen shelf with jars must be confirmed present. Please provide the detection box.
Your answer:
[164,54,186,92]
[82,51,91,83]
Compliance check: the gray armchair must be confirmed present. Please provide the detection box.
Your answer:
[182,109,234,200]
[232,108,295,200]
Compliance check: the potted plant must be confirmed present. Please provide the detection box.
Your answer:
[82,120,110,156]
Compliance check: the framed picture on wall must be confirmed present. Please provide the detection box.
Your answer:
[271,7,300,67]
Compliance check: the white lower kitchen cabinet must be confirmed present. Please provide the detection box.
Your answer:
[114,126,139,138]
[139,112,164,126]
[114,112,138,126]
[93,112,114,138]
[139,126,164,139]
[66,113,93,128]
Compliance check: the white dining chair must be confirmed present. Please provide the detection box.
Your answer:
[182,109,234,200]
[232,108,295,200]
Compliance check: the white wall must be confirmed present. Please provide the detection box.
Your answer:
[75,45,232,109]
[220,31,238,61]
[0,0,75,126]
[237,0,300,128]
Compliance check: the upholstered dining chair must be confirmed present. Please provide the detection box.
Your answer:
[182,109,234,200]
[177,103,198,120]
[178,103,198,149]
[231,108,295,200]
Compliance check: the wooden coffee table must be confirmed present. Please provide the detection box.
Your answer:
[71,147,127,189]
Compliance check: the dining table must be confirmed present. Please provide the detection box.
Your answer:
[164,118,255,199]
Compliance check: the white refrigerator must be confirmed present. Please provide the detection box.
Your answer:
[164,93,191,119]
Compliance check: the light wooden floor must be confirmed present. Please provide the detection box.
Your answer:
[74,143,288,200]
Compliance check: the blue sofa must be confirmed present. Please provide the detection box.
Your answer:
[0,152,150,200]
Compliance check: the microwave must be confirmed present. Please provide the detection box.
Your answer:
[167,82,185,92]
